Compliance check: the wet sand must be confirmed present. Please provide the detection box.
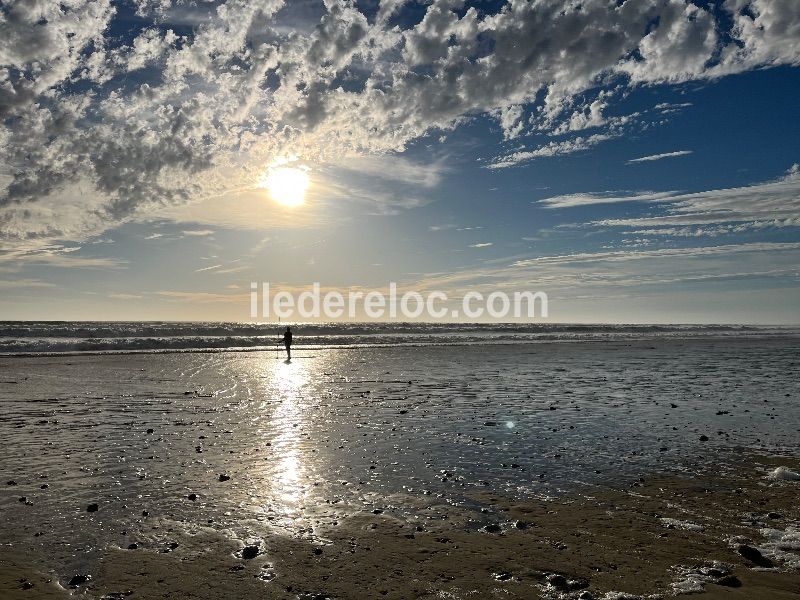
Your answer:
[3,451,799,599]
[2,339,799,598]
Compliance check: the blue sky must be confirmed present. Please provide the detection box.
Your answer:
[1,0,799,322]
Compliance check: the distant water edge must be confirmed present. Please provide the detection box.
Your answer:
[1,322,798,355]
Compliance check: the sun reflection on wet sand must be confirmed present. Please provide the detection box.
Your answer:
[269,359,310,518]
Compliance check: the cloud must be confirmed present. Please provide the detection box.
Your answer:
[538,164,800,235]
[154,290,248,303]
[593,167,800,230]
[0,242,126,269]
[181,229,215,237]
[0,279,57,289]
[488,134,616,169]
[108,293,144,300]
[539,191,679,209]
[627,150,694,163]
[2,0,800,246]
[406,241,800,297]
[470,242,493,248]
[508,242,800,268]
[194,264,223,273]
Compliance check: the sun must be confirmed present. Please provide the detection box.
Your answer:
[261,166,310,207]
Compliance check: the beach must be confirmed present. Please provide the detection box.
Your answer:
[2,335,799,598]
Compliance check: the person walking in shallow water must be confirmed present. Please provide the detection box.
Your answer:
[282,326,293,360]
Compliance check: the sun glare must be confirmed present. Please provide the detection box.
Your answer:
[261,166,310,207]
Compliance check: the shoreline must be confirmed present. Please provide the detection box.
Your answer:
[2,330,799,358]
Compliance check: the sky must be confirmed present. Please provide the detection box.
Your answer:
[1,0,799,323]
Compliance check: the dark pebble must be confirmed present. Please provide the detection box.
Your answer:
[218,474,231,482]
[187,493,197,501]
[7,480,17,486]
[547,574,568,589]
[717,575,742,587]
[737,544,774,568]
[242,545,260,560]
[699,435,709,441]
[482,523,502,534]
[569,578,590,590]
[87,503,99,512]
[127,543,138,550]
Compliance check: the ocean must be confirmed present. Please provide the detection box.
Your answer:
[1,321,797,354]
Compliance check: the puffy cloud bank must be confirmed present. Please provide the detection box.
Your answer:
[2,0,799,243]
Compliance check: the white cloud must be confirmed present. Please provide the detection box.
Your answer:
[470,242,493,248]
[538,165,800,235]
[488,134,616,169]
[627,150,693,163]
[539,190,678,209]
[155,290,248,303]
[407,241,800,297]
[2,0,800,247]
[0,241,126,269]
[194,264,223,273]
[181,229,215,237]
[0,278,56,289]
[594,170,800,230]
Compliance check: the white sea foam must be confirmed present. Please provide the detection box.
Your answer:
[670,562,731,595]
[758,527,800,569]
[660,517,705,532]
[767,466,800,481]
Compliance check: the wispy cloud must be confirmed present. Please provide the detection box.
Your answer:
[406,242,800,295]
[155,290,248,304]
[0,279,57,289]
[470,242,494,248]
[539,191,678,209]
[194,264,223,273]
[0,244,126,269]
[539,166,800,235]
[593,168,800,230]
[627,150,693,164]
[488,134,615,169]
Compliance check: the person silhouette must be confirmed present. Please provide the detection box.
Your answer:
[282,326,293,360]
